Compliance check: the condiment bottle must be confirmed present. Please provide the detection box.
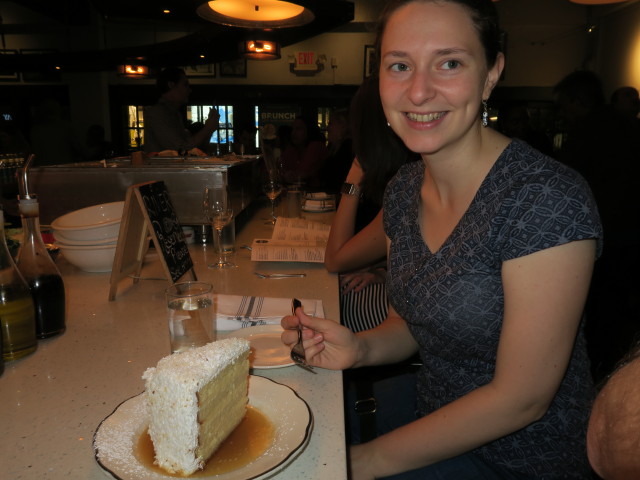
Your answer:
[16,194,66,338]
[0,209,37,361]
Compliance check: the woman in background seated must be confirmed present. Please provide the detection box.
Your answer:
[280,116,328,187]
[325,75,418,332]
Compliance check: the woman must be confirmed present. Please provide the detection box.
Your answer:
[279,116,328,186]
[326,76,417,328]
[282,1,602,479]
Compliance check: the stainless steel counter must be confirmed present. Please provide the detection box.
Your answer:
[26,155,262,225]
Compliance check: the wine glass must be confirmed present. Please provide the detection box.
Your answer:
[262,171,283,226]
[203,184,235,269]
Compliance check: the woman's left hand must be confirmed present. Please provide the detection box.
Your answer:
[341,268,386,293]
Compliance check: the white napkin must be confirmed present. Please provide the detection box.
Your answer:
[303,198,335,212]
[216,294,324,330]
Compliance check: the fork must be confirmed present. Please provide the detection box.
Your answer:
[290,298,316,373]
[254,272,306,279]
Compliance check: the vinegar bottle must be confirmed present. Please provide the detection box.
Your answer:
[16,194,66,338]
[0,209,37,361]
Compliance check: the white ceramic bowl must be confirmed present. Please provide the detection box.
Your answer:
[52,230,118,246]
[54,242,117,273]
[51,202,124,242]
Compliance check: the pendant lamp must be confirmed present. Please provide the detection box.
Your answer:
[196,0,315,28]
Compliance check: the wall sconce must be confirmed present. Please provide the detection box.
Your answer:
[240,40,281,60]
[117,64,149,77]
[196,0,314,28]
[288,52,326,76]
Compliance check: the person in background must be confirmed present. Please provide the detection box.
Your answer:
[325,75,419,316]
[610,85,640,122]
[143,67,219,156]
[319,108,353,194]
[234,122,257,155]
[555,71,640,384]
[279,116,328,187]
[587,341,640,479]
[283,1,602,478]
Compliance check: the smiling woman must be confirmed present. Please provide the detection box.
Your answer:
[280,1,603,479]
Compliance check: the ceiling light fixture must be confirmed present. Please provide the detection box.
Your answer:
[196,0,315,28]
[241,39,281,60]
[117,64,149,77]
[569,0,627,4]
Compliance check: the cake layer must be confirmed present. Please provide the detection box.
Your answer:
[142,338,250,475]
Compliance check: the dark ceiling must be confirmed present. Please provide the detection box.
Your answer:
[1,0,355,72]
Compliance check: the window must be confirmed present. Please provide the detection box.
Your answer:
[124,104,234,152]
[188,104,234,145]
[126,105,144,150]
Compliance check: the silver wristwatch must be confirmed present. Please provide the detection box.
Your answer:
[341,182,362,198]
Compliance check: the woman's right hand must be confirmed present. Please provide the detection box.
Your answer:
[281,309,360,370]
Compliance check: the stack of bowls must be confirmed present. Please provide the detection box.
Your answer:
[52,201,124,272]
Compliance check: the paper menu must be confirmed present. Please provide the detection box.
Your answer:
[271,217,330,241]
[250,217,330,263]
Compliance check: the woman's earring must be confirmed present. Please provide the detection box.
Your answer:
[482,100,489,128]
[386,121,391,127]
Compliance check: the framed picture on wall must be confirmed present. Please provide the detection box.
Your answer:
[20,49,62,82]
[0,50,19,81]
[363,45,376,79]
[183,64,216,78]
[219,59,247,78]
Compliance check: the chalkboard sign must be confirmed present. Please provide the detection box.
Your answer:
[138,181,193,279]
[108,181,196,301]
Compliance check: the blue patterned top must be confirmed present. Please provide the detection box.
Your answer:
[384,139,602,478]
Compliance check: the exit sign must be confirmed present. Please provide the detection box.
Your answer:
[296,51,317,70]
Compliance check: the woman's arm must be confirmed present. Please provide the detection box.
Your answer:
[351,239,596,479]
[324,159,387,273]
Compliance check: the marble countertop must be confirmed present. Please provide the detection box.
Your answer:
[1,207,346,480]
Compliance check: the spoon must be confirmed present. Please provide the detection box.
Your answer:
[254,272,306,279]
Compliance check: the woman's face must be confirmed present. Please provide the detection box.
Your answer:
[379,1,502,156]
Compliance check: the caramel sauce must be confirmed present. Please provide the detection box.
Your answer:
[135,406,275,477]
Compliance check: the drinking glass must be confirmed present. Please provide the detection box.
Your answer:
[262,171,283,225]
[203,184,235,269]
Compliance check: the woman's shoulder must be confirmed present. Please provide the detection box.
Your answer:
[494,139,592,197]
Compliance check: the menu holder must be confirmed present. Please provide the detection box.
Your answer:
[108,181,196,301]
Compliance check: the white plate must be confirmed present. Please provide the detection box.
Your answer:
[304,193,333,201]
[94,375,312,480]
[223,325,294,369]
[302,206,335,212]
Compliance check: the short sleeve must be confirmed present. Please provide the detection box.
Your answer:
[493,159,603,262]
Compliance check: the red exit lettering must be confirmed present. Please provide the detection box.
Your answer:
[297,52,315,65]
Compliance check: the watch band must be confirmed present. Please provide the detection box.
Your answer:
[341,182,362,198]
